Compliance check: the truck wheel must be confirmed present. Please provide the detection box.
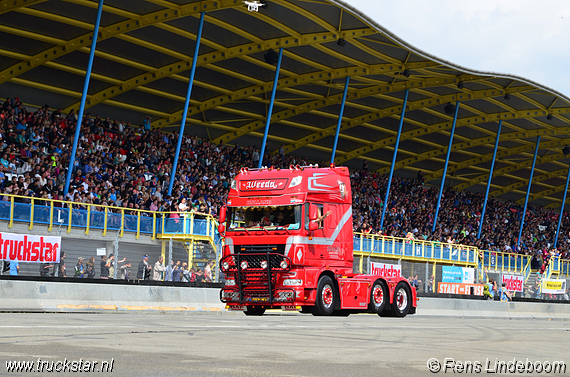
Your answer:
[368,280,388,314]
[314,275,336,316]
[392,282,411,317]
[244,306,266,316]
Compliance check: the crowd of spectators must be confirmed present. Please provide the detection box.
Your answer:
[1,96,570,263]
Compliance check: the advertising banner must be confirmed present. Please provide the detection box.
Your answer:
[438,282,484,296]
[541,279,567,294]
[501,274,524,292]
[442,266,475,283]
[0,232,61,263]
[370,262,401,278]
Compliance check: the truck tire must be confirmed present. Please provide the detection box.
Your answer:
[244,306,266,316]
[392,281,411,317]
[368,280,388,314]
[314,275,336,316]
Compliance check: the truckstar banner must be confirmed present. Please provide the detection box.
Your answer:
[0,232,60,263]
[370,262,401,278]
[442,266,475,283]
[501,274,524,292]
[541,279,567,294]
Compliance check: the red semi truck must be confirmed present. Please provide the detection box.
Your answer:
[218,165,417,317]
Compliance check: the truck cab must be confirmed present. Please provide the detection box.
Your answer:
[219,165,416,317]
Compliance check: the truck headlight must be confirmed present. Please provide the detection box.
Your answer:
[222,261,230,271]
[280,260,289,269]
[260,260,268,269]
[240,260,248,270]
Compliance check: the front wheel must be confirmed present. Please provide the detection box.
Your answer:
[314,275,336,316]
[244,306,266,316]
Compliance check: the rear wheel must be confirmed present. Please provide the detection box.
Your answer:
[368,280,388,314]
[244,306,266,316]
[392,282,411,317]
[314,275,336,316]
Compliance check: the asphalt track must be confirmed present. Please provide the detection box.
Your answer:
[1,312,568,377]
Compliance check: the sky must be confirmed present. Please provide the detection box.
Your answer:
[345,0,570,98]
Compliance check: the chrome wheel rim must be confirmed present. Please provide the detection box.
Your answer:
[396,287,408,311]
[372,285,384,307]
[322,285,333,309]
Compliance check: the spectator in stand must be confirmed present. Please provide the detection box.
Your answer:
[74,257,85,278]
[500,283,512,301]
[120,261,131,280]
[40,262,52,277]
[100,255,110,279]
[9,260,19,276]
[56,252,66,278]
[137,255,152,280]
[172,260,181,282]
[85,257,96,279]
[152,256,166,281]
[204,260,214,282]
[165,259,174,281]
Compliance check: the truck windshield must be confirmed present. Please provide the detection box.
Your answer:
[227,205,302,231]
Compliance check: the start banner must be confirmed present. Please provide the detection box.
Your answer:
[438,282,484,296]
[370,262,401,278]
[0,232,61,263]
[541,279,567,294]
[501,274,524,292]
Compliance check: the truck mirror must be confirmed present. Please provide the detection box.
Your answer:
[219,206,227,223]
[308,222,318,231]
[218,224,225,234]
[309,204,319,221]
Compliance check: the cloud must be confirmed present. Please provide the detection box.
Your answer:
[346,0,570,96]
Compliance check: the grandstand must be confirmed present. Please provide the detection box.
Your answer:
[0,1,569,294]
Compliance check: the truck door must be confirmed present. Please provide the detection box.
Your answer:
[325,204,341,261]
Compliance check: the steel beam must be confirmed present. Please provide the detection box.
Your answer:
[330,76,350,164]
[258,48,284,168]
[63,0,104,196]
[477,120,502,239]
[432,101,460,233]
[554,167,570,248]
[517,136,541,247]
[380,89,408,230]
[168,12,205,197]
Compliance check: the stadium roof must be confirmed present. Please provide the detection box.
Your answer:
[2,0,570,209]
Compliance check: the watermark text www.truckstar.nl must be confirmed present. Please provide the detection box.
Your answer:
[5,358,114,373]
[427,358,566,374]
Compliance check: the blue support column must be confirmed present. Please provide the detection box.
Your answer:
[258,48,283,169]
[432,101,460,233]
[517,136,541,246]
[168,12,205,196]
[379,89,409,230]
[330,76,350,164]
[64,0,104,196]
[553,166,570,248]
[477,120,502,239]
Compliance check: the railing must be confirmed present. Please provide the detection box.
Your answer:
[352,233,536,276]
[353,233,479,266]
[0,194,217,241]
[522,258,532,284]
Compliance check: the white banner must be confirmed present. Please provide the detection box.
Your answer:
[501,274,524,292]
[541,279,567,294]
[0,232,61,263]
[370,262,401,278]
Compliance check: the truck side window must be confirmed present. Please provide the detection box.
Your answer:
[305,203,324,230]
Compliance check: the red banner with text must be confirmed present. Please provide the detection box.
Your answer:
[0,232,61,263]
